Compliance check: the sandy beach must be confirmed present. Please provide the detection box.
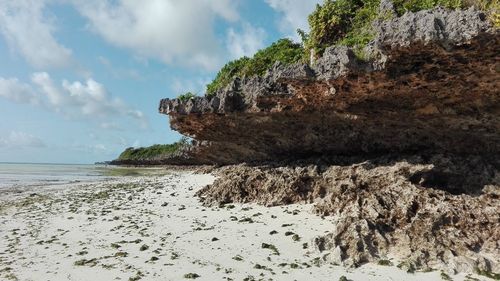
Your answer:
[0,171,491,281]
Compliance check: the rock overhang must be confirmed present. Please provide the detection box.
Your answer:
[159,7,499,165]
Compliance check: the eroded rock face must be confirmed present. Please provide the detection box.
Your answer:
[197,155,500,273]
[159,6,500,274]
[160,8,499,165]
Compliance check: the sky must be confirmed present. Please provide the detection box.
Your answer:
[0,0,322,164]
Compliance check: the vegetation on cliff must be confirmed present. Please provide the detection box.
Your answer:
[302,0,498,58]
[204,0,498,95]
[206,39,303,96]
[177,92,196,102]
[299,0,381,58]
[117,137,189,161]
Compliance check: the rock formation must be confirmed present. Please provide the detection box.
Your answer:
[160,7,499,165]
[196,154,500,273]
[160,6,499,275]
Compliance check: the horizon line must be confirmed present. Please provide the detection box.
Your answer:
[0,161,97,165]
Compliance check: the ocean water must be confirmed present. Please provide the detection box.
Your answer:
[0,163,109,190]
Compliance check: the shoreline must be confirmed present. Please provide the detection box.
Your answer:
[0,171,492,281]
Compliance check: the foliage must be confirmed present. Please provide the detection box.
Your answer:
[206,56,250,96]
[491,2,500,27]
[302,0,499,58]
[302,0,380,58]
[242,38,304,76]
[117,137,189,161]
[205,0,498,96]
[462,0,500,27]
[177,92,196,102]
[206,39,303,96]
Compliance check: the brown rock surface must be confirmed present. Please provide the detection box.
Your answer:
[160,8,499,165]
[159,6,500,274]
[197,154,500,273]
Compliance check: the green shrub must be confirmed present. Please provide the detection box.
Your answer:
[206,56,250,96]
[206,39,303,96]
[242,38,304,76]
[117,137,189,161]
[205,0,498,96]
[302,0,498,58]
[177,92,196,102]
[302,0,380,58]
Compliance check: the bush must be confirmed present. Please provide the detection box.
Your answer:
[205,0,498,96]
[206,57,250,96]
[117,137,189,161]
[302,0,498,58]
[177,92,196,102]
[242,38,304,76]
[301,0,380,58]
[206,39,303,96]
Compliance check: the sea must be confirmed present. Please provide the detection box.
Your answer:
[0,163,110,190]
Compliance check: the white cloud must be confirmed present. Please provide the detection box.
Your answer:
[265,0,322,40]
[0,77,40,105]
[73,0,240,70]
[31,72,65,109]
[0,131,46,148]
[0,73,148,128]
[0,0,73,69]
[226,23,266,59]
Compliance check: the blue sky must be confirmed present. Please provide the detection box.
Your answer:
[0,0,321,164]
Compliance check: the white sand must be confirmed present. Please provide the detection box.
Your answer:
[0,171,490,281]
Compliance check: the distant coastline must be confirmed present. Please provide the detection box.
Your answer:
[0,162,96,165]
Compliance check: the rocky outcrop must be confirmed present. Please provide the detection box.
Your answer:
[197,154,500,273]
[160,7,499,165]
[159,5,500,274]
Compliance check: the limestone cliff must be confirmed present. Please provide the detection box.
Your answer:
[160,7,499,165]
[159,6,499,275]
